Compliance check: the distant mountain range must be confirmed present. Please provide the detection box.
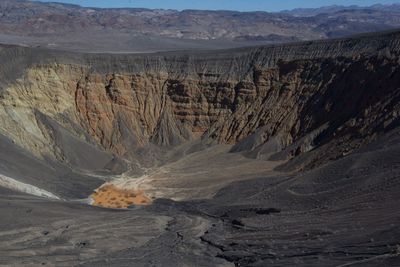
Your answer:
[281,4,400,16]
[1,0,400,52]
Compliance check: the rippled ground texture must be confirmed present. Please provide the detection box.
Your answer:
[0,131,400,266]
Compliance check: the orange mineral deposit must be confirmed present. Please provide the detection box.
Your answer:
[91,184,152,209]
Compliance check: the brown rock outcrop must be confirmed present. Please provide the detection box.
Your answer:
[0,30,399,169]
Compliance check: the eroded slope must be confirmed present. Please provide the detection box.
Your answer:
[0,31,399,175]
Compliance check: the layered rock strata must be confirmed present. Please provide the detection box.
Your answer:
[0,30,399,170]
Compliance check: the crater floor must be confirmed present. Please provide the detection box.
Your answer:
[1,133,400,266]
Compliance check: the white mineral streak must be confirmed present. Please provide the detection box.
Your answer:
[0,173,60,200]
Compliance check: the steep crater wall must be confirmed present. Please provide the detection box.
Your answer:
[0,30,399,170]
